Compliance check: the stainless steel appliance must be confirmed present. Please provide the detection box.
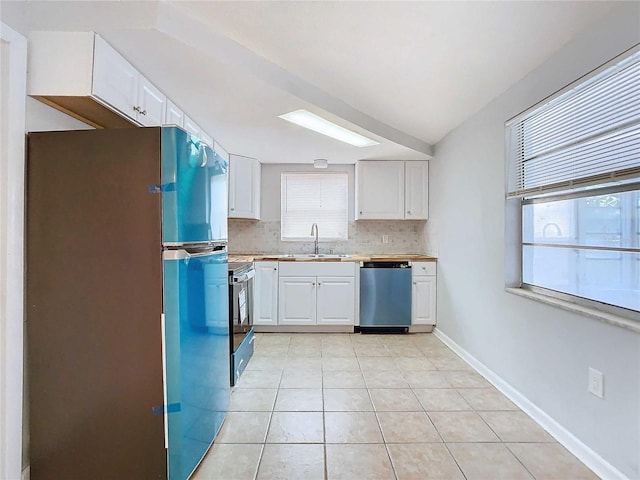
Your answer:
[359,261,412,331]
[26,127,229,480]
[228,261,255,385]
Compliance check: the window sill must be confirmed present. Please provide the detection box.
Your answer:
[505,287,640,333]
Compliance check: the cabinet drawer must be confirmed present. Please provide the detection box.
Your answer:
[412,262,436,276]
[278,261,356,277]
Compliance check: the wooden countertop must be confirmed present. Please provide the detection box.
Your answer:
[228,253,437,263]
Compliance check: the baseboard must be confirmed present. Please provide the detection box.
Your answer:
[433,327,630,480]
[253,325,354,333]
[21,465,30,480]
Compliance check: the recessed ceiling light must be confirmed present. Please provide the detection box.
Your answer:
[278,109,379,148]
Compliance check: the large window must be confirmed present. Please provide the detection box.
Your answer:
[281,172,348,241]
[506,47,640,316]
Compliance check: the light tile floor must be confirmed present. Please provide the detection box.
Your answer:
[193,333,599,480]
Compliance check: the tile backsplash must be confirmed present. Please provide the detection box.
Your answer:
[229,219,430,254]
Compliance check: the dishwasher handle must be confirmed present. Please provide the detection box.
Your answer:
[361,261,410,269]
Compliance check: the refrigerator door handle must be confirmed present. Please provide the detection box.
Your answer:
[160,313,168,449]
[163,249,223,261]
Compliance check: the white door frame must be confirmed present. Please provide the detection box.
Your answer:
[0,22,27,480]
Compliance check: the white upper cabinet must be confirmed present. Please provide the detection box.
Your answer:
[136,76,166,126]
[183,115,201,137]
[228,155,261,220]
[355,160,429,220]
[182,115,214,147]
[91,35,166,126]
[356,161,405,219]
[405,161,429,220]
[28,31,183,130]
[92,35,138,120]
[164,99,184,127]
[200,131,214,148]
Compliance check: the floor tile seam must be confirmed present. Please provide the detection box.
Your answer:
[425,410,499,444]
[252,412,273,480]
[474,409,520,443]
[251,443,265,480]
[497,441,539,479]
[382,442,400,480]
[440,441,473,480]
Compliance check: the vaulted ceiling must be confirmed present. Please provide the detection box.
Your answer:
[1,0,620,163]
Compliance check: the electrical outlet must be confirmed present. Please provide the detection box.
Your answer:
[382,234,389,244]
[588,367,604,399]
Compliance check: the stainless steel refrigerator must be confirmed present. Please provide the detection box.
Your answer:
[26,126,230,479]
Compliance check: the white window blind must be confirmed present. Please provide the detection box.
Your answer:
[281,172,348,241]
[506,48,640,198]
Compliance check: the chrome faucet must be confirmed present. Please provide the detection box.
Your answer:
[310,223,319,255]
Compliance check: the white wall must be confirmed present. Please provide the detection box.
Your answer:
[429,4,640,479]
[25,97,94,132]
[1,22,27,480]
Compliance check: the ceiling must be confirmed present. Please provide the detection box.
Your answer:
[1,0,620,164]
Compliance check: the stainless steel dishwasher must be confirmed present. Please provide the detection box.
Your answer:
[359,261,412,331]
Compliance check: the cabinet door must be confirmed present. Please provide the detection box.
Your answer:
[200,132,214,148]
[405,162,429,220]
[137,77,165,126]
[183,115,201,138]
[92,35,138,120]
[229,155,261,219]
[356,161,404,219]
[164,99,184,127]
[253,262,278,326]
[316,276,355,325]
[412,276,436,325]
[279,276,316,325]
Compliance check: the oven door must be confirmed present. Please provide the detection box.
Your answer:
[229,267,255,385]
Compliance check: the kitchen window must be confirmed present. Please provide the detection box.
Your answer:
[281,172,348,241]
[506,47,640,318]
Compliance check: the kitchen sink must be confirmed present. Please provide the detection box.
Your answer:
[279,254,352,259]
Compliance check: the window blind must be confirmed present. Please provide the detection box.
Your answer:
[506,48,640,198]
[281,172,348,241]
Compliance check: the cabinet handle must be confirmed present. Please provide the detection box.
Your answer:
[133,106,147,115]
[407,210,412,214]
[230,208,235,211]
[312,282,316,286]
[413,282,417,285]
[359,211,363,214]
[273,268,277,271]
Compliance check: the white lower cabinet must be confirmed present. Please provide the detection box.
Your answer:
[316,277,356,325]
[253,261,279,326]
[411,262,437,326]
[279,276,316,325]
[278,262,356,326]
